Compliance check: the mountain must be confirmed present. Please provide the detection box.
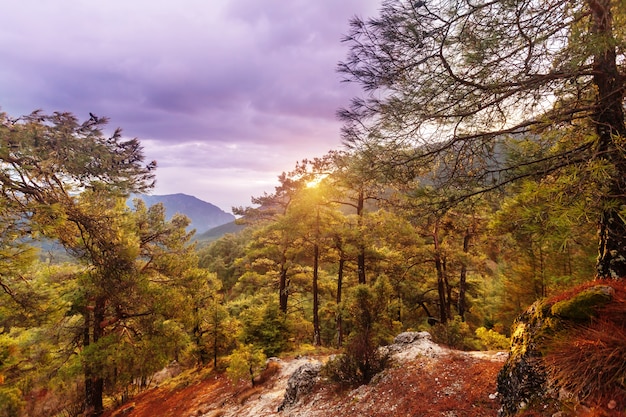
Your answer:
[195,221,246,242]
[130,193,235,234]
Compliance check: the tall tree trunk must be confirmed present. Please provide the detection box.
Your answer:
[590,0,626,279]
[213,300,219,369]
[336,254,345,347]
[313,242,321,346]
[84,297,105,416]
[357,189,367,284]
[279,251,289,313]
[193,306,209,365]
[433,222,447,323]
[444,258,452,320]
[457,228,471,321]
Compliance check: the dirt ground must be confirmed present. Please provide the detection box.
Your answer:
[102,337,507,417]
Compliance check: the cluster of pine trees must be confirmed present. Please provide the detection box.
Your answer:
[2,0,625,415]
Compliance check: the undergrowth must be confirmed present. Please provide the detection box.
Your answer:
[543,279,626,413]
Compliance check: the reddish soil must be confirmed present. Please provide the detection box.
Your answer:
[102,347,506,417]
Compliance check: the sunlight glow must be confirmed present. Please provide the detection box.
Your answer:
[306,174,328,188]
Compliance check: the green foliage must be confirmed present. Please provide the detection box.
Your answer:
[475,327,510,351]
[430,316,480,351]
[326,278,394,385]
[226,344,267,386]
[0,386,24,417]
[550,285,614,321]
[198,231,250,292]
[322,349,389,388]
[240,301,291,357]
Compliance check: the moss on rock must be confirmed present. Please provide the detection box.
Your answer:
[550,285,614,321]
[497,283,621,416]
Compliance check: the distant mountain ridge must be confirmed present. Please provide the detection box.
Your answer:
[130,193,235,234]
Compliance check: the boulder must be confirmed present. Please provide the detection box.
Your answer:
[278,362,322,411]
[393,331,432,344]
[496,284,617,416]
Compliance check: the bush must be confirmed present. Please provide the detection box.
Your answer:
[322,350,389,387]
[430,316,480,350]
[0,387,24,417]
[322,280,393,386]
[226,344,267,387]
[475,327,510,350]
[240,301,291,357]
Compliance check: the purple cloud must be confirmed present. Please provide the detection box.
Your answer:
[0,0,380,211]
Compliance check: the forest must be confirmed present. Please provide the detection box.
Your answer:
[1,0,626,416]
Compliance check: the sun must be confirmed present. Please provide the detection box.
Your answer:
[306,174,328,188]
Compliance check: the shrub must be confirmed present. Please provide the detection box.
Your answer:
[321,349,389,387]
[240,301,291,357]
[322,280,393,386]
[430,316,480,350]
[475,327,510,350]
[0,387,24,417]
[226,344,267,387]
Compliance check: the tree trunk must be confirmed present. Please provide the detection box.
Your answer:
[312,243,321,346]
[444,258,452,320]
[457,229,471,320]
[213,300,219,369]
[433,222,448,323]
[279,251,289,313]
[336,254,345,347]
[84,297,105,416]
[590,0,626,279]
[357,189,367,284]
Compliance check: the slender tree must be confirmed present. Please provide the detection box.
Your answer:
[339,0,626,278]
[234,171,309,313]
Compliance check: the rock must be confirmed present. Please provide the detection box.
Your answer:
[393,331,432,344]
[550,285,614,320]
[496,284,617,416]
[278,362,322,411]
[151,360,182,386]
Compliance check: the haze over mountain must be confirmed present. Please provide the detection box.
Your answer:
[131,193,235,234]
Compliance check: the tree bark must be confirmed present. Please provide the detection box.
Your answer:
[279,251,289,313]
[336,252,345,347]
[457,229,471,320]
[312,242,321,346]
[433,222,448,323]
[590,0,626,279]
[357,189,367,284]
[84,297,105,416]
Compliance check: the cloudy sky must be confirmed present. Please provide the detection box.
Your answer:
[0,0,380,212]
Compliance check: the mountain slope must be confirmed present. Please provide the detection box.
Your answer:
[130,193,235,234]
[195,221,246,242]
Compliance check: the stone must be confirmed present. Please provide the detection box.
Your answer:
[496,284,619,416]
[393,331,432,344]
[550,285,614,321]
[278,362,322,411]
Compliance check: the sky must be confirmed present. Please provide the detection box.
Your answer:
[0,0,380,212]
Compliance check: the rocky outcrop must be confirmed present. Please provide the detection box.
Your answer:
[497,284,617,416]
[278,362,322,411]
[393,331,431,344]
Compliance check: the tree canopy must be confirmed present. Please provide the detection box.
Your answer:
[338,0,626,278]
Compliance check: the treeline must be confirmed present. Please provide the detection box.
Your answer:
[3,0,625,415]
[0,110,596,417]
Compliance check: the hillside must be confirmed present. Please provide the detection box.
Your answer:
[130,193,235,234]
[102,333,506,417]
[195,221,246,242]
